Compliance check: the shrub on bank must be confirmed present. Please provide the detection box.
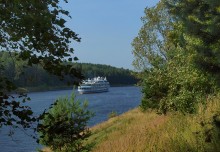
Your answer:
[37,92,94,152]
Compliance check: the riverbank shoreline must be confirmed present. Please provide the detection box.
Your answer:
[15,84,137,93]
[87,97,220,151]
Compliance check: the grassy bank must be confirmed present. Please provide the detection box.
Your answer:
[42,95,220,152]
[88,96,220,152]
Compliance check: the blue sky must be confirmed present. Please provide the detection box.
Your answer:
[62,0,160,69]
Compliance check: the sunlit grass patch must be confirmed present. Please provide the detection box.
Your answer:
[89,96,220,152]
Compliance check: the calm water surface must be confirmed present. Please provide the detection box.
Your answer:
[0,86,141,152]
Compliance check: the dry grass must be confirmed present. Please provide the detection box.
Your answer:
[88,96,220,152]
[89,108,169,152]
[41,147,52,152]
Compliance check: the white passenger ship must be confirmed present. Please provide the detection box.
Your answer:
[78,77,110,94]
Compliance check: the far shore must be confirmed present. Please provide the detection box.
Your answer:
[14,84,137,94]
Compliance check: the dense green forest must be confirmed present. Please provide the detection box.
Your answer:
[73,63,138,85]
[0,52,137,91]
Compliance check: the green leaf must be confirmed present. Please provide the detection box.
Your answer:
[68,57,72,62]
[74,57,78,61]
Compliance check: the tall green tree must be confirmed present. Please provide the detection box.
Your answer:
[132,1,171,72]
[166,0,220,74]
[132,1,173,112]
[132,0,215,113]
[0,0,83,134]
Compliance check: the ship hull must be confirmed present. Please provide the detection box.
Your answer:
[78,88,109,94]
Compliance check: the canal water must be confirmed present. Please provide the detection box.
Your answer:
[0,86,141,152]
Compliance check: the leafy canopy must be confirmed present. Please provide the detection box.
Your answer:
[132,0,217,114]
[0,0,83,135]
[166,0,220,74]
[0,0,82,79]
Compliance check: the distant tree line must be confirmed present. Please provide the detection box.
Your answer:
[0,51,73,90]
[0,52,137,90]
[73,63,138,85]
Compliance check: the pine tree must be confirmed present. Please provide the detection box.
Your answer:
[38,92,94,152]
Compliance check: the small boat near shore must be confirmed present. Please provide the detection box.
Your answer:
[78,76,110,94]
